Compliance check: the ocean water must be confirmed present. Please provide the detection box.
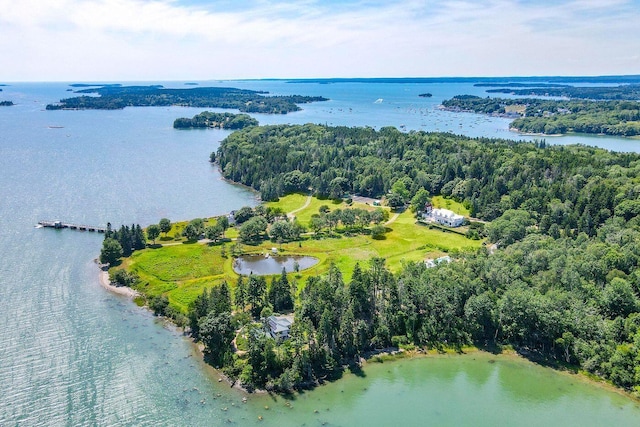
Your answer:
[0,81,639,426]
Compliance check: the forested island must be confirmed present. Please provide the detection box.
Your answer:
[474,83,571,88]
[103,123,640,395]
[46,85,327,114]
[0,101,13,106]
[442,95,640,136]
[174,111,258,130]
[485,84,640,100]
[286,76,640,85]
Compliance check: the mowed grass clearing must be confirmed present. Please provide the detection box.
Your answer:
[121,243,232,312]
[120,194,483,312]
[431,195,471,216]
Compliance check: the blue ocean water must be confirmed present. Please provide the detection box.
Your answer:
[0,81,639,426]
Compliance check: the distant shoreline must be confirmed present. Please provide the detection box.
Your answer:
[509,128,563,137]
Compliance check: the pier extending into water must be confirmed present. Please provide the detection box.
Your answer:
[38,220,107,233]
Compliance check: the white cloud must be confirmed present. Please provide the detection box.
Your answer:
[0,0,638,80]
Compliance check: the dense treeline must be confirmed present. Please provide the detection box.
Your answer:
[99,223,146,265]
[217,124,640,227]
[173,111,258,129]
[485,84,640,100]
[442,95,640,136]
[46,85,327,114]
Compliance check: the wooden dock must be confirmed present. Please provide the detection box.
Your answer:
[38,220,107,233]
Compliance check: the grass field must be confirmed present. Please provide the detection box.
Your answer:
[119,194,483,313]
[431,196,471,216]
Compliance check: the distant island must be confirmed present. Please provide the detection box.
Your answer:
[485,84,640,101]
[0,101,14,106]
[47,85,328,114]
[418,93,433,98]
[442,95,640,136]
[285,75,640,85]
[474,83,571,88]
[174,111,258,130]
[69,83,122,88]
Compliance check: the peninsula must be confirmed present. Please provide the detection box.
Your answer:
[442,95,640,136]
[105,123,640,397]
[46,85,328,114]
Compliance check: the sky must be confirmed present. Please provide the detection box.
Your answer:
[0,0,639,81]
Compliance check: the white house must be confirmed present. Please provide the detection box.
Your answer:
[267,315,292,340]
[421,203,464,227]
[430,208,464,227]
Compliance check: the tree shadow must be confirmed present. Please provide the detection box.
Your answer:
[347,361,367,378]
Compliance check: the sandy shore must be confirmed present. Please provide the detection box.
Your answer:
[97,264,139,298]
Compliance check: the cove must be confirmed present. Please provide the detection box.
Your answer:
[235,352,640,427]
[232,254,319,275]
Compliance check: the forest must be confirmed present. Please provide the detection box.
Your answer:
[45,85,327,114]
[173,111,258,130]
[442,95,640,136]
[177,124,640,394]
[217,123,640,224]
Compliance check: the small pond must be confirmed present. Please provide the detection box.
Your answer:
[232,254,319,275]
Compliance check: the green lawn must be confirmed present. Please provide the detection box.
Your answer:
[266,193,309,213]
[121,243,232,312]
[121,195,484,313]
[431,195,471,216]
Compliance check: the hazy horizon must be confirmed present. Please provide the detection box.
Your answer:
[1,0,639,82]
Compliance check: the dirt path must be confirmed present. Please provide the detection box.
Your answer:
[287,195,312,219]
[385,213,400,225]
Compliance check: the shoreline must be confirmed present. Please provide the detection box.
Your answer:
[96,262,139,298]
[509,128,563,137]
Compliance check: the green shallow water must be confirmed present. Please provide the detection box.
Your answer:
[234,353,640,427]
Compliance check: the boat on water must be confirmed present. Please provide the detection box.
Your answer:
[48,125,64,129]
[374,98,383,104]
